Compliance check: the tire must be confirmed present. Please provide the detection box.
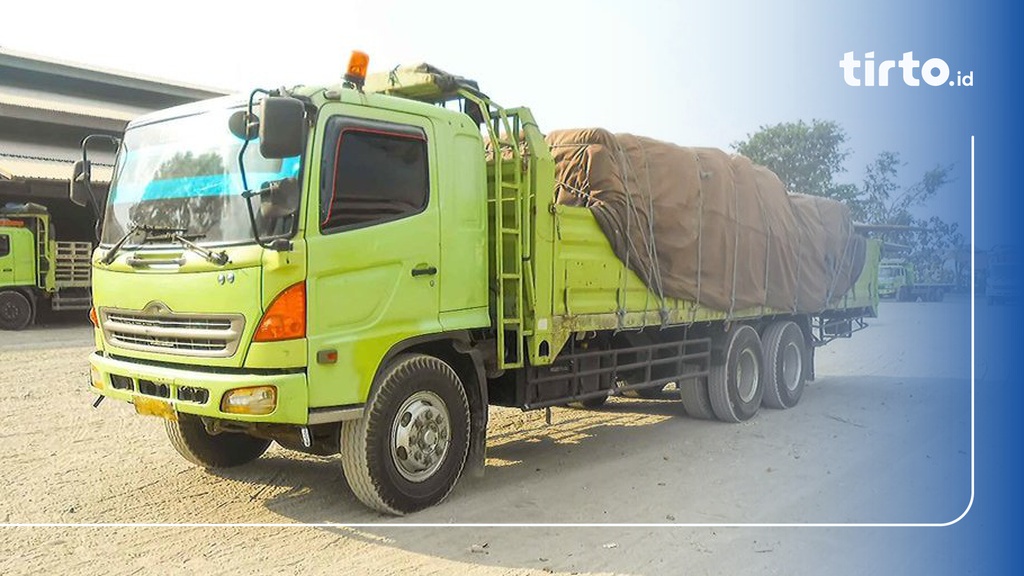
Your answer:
[341,353,470,515]
[760,321,807,409]
[708,325,764,423]
[678,365,715,420]
[0,290,33,331]
[165,413,271,468]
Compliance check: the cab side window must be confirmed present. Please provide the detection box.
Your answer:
[320,118,429,233]
[0,234,10,258]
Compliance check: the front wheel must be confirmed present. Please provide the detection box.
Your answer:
[0,290,33,331]
[341,354,470,515]
[165,413,271,468]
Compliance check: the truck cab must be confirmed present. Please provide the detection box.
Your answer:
[878,259,911,299]
[77,62,502,514]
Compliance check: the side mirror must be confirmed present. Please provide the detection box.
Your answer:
[258,178,300,219]
[259,97,304,158]
[70,159,92,208]
[228,109,259,140]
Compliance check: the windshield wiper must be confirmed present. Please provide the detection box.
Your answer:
[100,223,187,265]
[158,232,230,266]
[101,224,229,266]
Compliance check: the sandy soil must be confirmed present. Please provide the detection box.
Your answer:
[0,298,976,575]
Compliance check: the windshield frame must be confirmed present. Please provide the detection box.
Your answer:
[99,104,308,250]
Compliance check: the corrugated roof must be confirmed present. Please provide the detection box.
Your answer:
[0,47,230,100]
[0,92,136,125]
[0,154,112,183]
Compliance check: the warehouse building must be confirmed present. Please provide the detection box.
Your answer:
[0,48,227,241]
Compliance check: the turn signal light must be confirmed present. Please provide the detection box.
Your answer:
[253,282,305,342]
[221,386,277,415]
[88,307,98,327]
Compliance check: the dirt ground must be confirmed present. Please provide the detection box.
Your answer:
[0,298,975,575]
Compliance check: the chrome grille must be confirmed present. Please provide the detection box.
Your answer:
[100,306,245,358]
[105,314,233,331]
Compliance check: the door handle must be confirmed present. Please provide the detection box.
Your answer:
[411,265,437,277]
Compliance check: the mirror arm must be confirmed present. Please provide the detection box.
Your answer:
[79,134,121,240]
[238,88,274,251]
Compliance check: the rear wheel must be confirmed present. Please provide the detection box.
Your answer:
[708,325,764,422]
[341,354,470,515]
[165,413,271,468]
[760,321,807,409]
[678,365,715,420]
[0,290,33,331]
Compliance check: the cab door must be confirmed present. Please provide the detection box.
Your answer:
[0,229,33,288]
[0,233,15,286]
[304,103,441,408]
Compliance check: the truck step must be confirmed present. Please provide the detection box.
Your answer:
[51,297,92,310]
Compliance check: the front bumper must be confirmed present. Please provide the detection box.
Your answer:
[89,352,309,424]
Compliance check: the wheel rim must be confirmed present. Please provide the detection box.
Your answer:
[736,348,759,403]
[390,390,451,483]
[782,341,803,392]
[0,298,24,324]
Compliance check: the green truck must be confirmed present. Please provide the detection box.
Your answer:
[0,203,92,330]
[878,258,952,302]
[73,59,880,515]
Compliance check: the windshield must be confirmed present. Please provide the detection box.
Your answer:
[879,266,900,279]
[101,107,302,247]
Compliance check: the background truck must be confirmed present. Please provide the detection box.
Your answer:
[75,56,880,515]
[985,246,1018,305]
[878,258,952,302]
[0,202,92,330]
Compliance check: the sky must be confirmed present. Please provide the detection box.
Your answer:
[3,0,977,243]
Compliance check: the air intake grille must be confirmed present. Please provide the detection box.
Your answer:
[100,307,245,358]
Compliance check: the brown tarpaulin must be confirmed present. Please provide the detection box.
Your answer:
[547,128,866,314]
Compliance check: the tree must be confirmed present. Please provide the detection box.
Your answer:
[859,150,954,225]
[733,120,857,204]
[734,121,964,287]
[856,151,961,285]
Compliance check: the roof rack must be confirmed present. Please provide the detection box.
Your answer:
[365,63,485,103]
